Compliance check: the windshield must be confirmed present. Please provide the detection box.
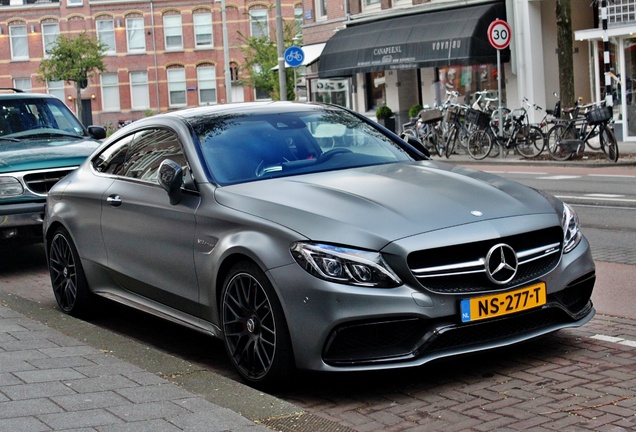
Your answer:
[191,108,414,185]
[0,97,86,139]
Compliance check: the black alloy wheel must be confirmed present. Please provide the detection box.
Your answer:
[221,261,293,388]
[48,227,92,317]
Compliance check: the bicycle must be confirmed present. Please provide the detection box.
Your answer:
[444,103,473,158]
[546,102,618,162]
[466,105,546,160]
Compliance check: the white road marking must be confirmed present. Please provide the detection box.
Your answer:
[536,175,582,180]
[556,194,636,203]
[585,193,624,198]
[591,334,636,348]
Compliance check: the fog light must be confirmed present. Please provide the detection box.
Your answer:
[2,228,19,239]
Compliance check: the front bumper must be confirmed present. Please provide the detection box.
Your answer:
[0,202,46,240]
[268,236,596,373]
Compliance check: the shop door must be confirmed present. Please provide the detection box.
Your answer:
[624,37,636,137]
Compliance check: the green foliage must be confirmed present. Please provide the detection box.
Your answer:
[409,104,424,118]
[238,21,301,101]
[39,32,107,86]
[375,105,393,120]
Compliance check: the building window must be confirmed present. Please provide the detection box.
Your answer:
[194,12,213,48]
[167,68,187,107]
[295,7,303,37]
[13,78,31,92]
[42,23,60,56]
[47,80,65,100]
[197,66,216,105]
[96,20,116,54]
[315,0,327,20]
[67,0,82,5]
[126,17,146,53]
[101,73,120,111]
[9,25,29,60]
[230,62,240,81]
[130,72,150,110]
[164,15,183,51]
[249,10,269,38]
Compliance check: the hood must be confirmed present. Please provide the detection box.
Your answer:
[214,161,557,249]
[0,137,101,173]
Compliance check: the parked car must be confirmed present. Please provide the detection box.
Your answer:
[0,89,106,243]
[43,102,595,389]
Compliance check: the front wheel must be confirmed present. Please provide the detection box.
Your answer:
[600,125,619,162]
[445,124,458,158]
[467,129,492,160]
[516,125,546,158]
[48,227,93,317]
[221,261,294,389]
[547,124,576,161]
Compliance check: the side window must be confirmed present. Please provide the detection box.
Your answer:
[92,133,135,175]
[122,128,186,183]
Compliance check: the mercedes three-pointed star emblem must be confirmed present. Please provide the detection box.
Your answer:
[485,243,518,285]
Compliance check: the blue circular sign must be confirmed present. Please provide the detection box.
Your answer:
[284,46,305,67]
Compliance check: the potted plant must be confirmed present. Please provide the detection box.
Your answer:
[409,104,424,119]
[376,105,395,132]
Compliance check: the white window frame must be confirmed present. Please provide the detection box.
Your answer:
[67,0,82,6]
[167,68,187,107]
[9,25,29,60]
[42,23,60,57]
[197,66,216,105]
[47,80,65,101]
[101,73,121,112]
[314,0,327,21]
[13,78,32,92]
[126,17,146,53]
[164,15,183,51]
[96,19,116,54]
[193,12,213,49]
[130,71,150,110]
[249,10,269,38]
[362,0,381,13]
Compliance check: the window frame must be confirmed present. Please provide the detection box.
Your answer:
[9,25,29,60]
[193,12,213,49]
[101,73,121,112]
[197,65,217,105]
[167,68,187,107]
[126,17,146,53]
[249,9,269,38]
[164,15,184,51]
[96,19,116,54]
[42,22,60,57]
[130,71,150,110]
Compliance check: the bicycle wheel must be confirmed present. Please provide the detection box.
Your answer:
[516,125,545,158]
[600,125,619,162]
[445,124,458,158]
[547,124,576,161]
[467,129,492,160]
[433,126,445,157]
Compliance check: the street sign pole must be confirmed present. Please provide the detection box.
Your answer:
[488,19,511,159]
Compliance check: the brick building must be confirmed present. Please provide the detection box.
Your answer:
[0,0,301,129]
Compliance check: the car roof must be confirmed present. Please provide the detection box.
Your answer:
[0,90,58,100]
[167,101,333,120]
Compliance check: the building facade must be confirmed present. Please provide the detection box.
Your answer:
[300,0,636,140]
[0,0,301,129]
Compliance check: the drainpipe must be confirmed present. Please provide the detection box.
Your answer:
[150,0,160,113]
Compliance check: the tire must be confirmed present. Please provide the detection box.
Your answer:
[221,261,294,389]
[600,125,619,162]
[48,227,93,317]
[547,124,576,161]
[445,125,458,158]
[467,129,492,160]
[516,125,546,158]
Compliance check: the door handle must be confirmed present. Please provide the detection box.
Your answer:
[106,194,122,207]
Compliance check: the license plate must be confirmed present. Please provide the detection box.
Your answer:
[460,282,546,323]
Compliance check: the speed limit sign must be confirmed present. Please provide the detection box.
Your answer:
[488,19,511,50]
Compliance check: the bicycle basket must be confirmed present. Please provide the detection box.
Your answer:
[446,107,460,123]
[466,108,490,129]
[419,108,443,124]
[586,106,612,125]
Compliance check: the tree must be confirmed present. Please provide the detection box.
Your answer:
[39,32,107,123]
[238,21,299,101]
[555,0,575,110]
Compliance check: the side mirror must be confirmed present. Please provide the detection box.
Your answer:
[401,134,430,158]
[158,159,184,205]
[87,125,107,140]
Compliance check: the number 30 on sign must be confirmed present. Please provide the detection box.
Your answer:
[488,19,511,50]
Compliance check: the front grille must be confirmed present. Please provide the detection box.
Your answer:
[23,169,75,195]
[408,227,563,294]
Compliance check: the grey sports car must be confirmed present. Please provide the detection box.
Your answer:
[44,102,595,389]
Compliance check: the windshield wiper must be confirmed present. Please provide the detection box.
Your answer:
[0,136,20,142]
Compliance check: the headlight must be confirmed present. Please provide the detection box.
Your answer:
[291,242,402,288]
[562,203,581,253]
[0,177,24,198]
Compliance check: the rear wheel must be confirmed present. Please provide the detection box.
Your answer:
[48,227,93,317]
[547,124,576,161]
[445,124,458,158]
[600,125,619,162]
[467,129,492,160]
[221,261,294,389]
[516,125,545,158]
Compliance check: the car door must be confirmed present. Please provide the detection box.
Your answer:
[100,127,201,316]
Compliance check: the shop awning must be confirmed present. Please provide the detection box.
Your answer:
[318,2,509,78]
